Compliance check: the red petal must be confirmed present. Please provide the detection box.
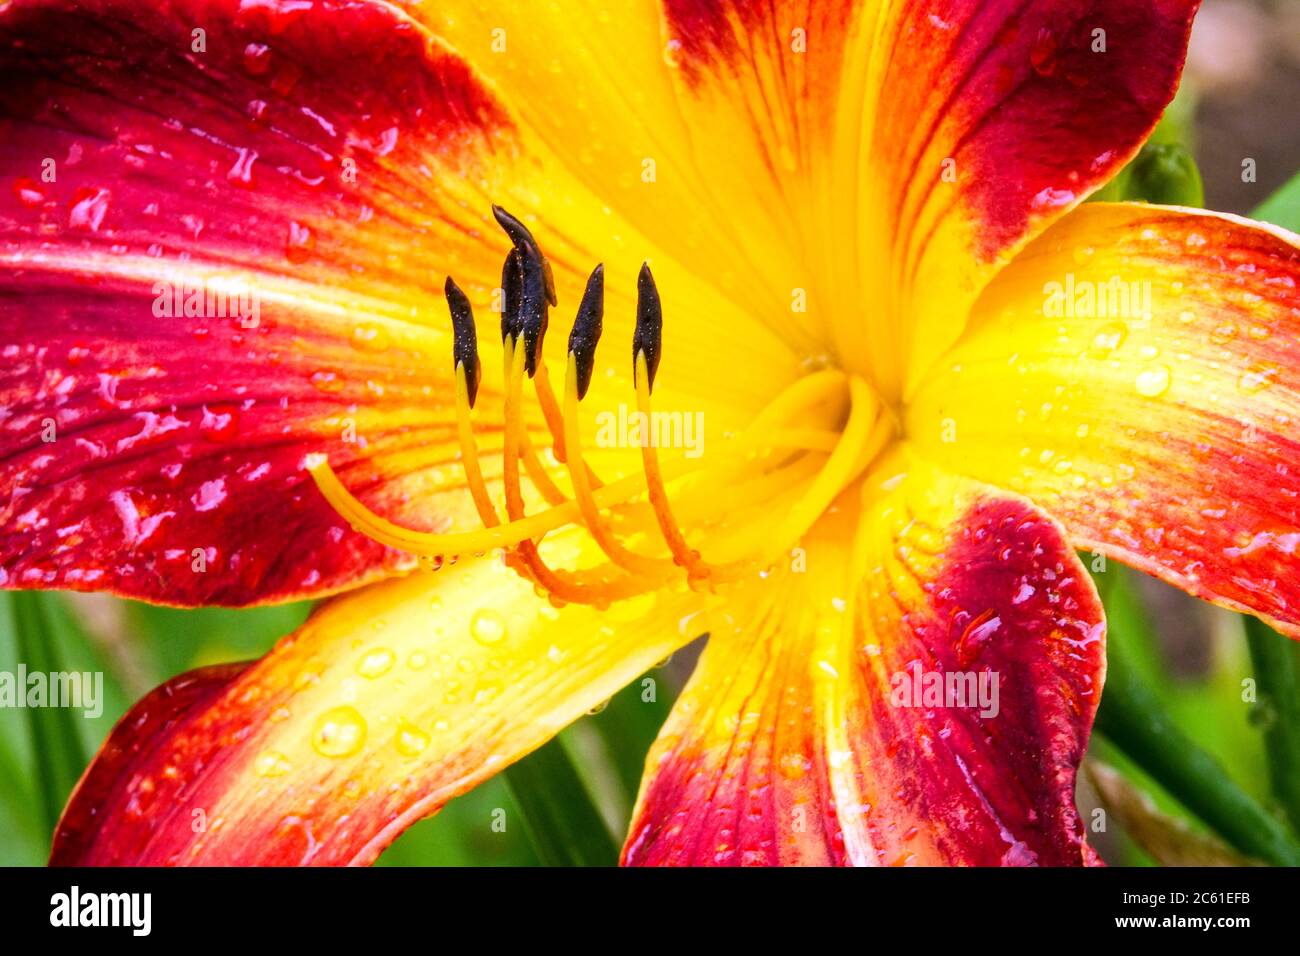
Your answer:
[0,0,516,604]
[624,460,1105,866]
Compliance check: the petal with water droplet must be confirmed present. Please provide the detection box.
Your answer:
[51,542,705,865]
[910,203,1300,637]
[624,459,1105,866]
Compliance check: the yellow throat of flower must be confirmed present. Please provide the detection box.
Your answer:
[307,206,894,607]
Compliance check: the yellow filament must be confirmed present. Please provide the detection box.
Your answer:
[503,338,651,604]
[454,362,502,527]
[562,352,675,577]
[633,351,758,585]
[502,340,569,507]
[306,414,838,560]
[308,343,882,602]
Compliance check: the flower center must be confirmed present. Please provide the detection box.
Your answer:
[307,207,893,606]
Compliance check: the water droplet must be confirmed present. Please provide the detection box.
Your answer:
[309,369,343,393]
[285,221,315,263]
[356,647,395,679]
[1134,365,1171,398]
[199,403,240,442]
[311,705,367,758]
[254,750,292,777]
[586,698,610,715]
[350,324,391,352]
[1239,363,1279,394]
[243,42,272,76]
[12,177,45,207]
[1209,322,1236,345]
[778,752,812,780]
[408,651,428,671]
[1030,186,1074,211]
[227,147,258,189]
[1029,28,1057,76]
[394,720,430,757]
[69,187,111,232]
[469,608,507,646]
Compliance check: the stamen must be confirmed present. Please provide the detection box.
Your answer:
[445,277,482,408]
[493,205,555,377]
[492,205,557,307]
[632,263,662,393]
[564,351,675,577]
[502,327,648,605]
[503,337,569,507]
[500,248,523,344]
[306,204,897,606]
[568,264,604,401]
[454,352,499,528]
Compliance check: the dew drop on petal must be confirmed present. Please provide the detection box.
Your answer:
[1210,322,1236,345]
[1029,28,1057,77]
[311,705,367,758]
[1134,365,1171,398]
[286,221,315,263]
[254,750,292,777]
[243,42,272,76]
[1239,363,1279,394]
[227,147,258,189]
[1089,322,1126,358]
[199,403,240,442]
[12,177,45,207]
[69,187,111,232]
[356,647,395,679]
[394,720,430,757]
[469,608,507,646]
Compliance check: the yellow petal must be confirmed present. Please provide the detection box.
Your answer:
[909,202,1300,636]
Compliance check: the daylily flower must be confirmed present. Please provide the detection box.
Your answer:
[3,0,1298,867]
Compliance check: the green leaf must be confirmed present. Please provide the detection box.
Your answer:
[503,736,620,866]
[1250,170,1300,232]
[1243,616,1300,834]
[1094,571,1300,866]
[0,729,43,863]
[585,667,675,812]
[4,592,89,838]
[376,776,541,867]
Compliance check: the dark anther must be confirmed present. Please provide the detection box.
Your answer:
[633,263,663,394]
[492,205,554,377]
[501,248,523,344]
[444,276,482,408]
[517,254,550,378]
[491,205,557,306]
[567,264,604,401]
